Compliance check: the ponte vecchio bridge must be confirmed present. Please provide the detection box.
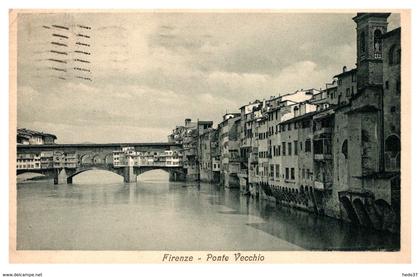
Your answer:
[16,143,185,184]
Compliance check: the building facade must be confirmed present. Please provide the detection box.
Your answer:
[166,13,401,232]
[17,128,57,145]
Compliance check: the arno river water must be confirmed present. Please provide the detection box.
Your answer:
[17,170,399,251]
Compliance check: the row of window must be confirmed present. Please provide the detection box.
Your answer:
[267,120,311,133]
[17,164,40,169]
[271,139,312,157]
[258,151,269,158]
[270,165,296,180]
[267,165,314,181]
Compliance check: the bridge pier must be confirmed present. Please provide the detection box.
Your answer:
[169,170,186,182]
[123,166,137,183]
[53,169,71,185]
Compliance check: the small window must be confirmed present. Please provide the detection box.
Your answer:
[385,81,389,89]
[305,139,311,152]
[342,139,348,159]
[291,168,295,180]
[360,31,366,53]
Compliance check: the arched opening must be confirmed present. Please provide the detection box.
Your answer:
[385,135,401,171]
[16,172,45,182]
[105,153,114,165]
[389,45,395,65]
[374,29,383,58]
[389,44,401,65]
[138,169,169,183]
[92,154,104,165]
[72,169,123,184]
[80,154,94,165]
[385,135,401,154]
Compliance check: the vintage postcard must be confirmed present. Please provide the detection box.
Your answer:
[9,9,411,263]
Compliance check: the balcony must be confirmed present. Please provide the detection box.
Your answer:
[314,179,332,190]
[314,127,332,137]
[314,181,325,190]
[314,154,332,160]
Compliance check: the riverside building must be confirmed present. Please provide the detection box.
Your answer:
[167,13,400,232]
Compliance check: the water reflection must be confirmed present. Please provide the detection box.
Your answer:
[17,170,399,251]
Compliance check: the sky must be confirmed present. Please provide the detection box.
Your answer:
[16,12,400,143]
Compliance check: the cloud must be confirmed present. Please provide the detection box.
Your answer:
[16,12,401,143]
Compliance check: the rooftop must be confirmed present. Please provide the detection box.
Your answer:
[333,68,357,79]
[279,111,318,125]
[17,128,57,139]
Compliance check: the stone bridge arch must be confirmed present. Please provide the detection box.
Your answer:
[16,142,184,184]
[16,169,56,180]
[63,165,186,184]
[133,167,186,182]
[67,166,124,178]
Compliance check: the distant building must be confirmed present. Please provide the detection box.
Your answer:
[16,153,41,170]
[333,67,358,106]
[218,113,241,188]
[168,118,213,181]
[17,128,57,145]
[198,128,220,183]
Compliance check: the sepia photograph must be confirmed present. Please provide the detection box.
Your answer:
[8,9,411,264]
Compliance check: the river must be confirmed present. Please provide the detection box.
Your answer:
[16,170,399,251]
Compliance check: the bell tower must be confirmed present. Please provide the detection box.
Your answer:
[353,13,390,91]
